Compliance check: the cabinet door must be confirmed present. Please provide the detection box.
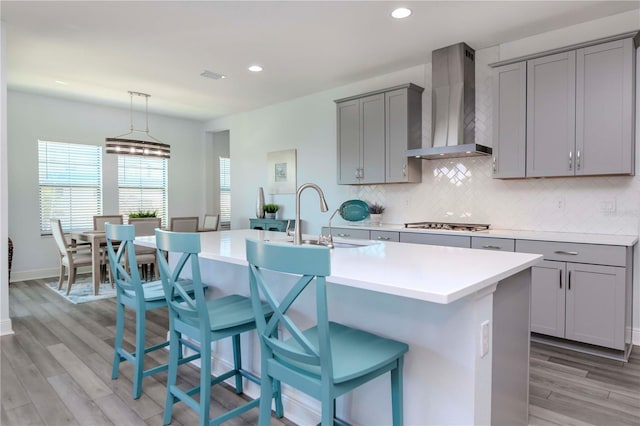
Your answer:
[492,62,526,178]
[565,263,626,349]
[400,232,471,248]
[385,88,422,183]
[576,38,635,176]
[526,51,576,177]
[530,260,566,338]
[360,94,386,184]
[337,99,361,184]
[322,227,370,240]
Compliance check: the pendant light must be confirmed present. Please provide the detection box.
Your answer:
[105,91,170,159]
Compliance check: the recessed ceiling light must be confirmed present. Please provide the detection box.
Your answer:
[248,65,263,72]
[55,80,69,85]
[391,7,412,19]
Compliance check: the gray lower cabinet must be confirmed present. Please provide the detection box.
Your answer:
[517,239,632,351]
[400,232,471,248]
[335,84,423,185]
[471,236,515,251]
[370,230,400,242]
[322,227,369,240]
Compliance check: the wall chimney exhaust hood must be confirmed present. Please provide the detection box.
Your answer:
[407,42,492,160]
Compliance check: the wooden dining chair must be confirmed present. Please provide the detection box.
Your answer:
[50,218,94,295]
[106,223,199,400]
[155,229,282,426]
[93,214,124,231]
[201,214,219,231]
[246,238,409,425]
[128,217,162,280]
[169,216,199,232]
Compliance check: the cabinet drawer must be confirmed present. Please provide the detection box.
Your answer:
[370,230,400,242]
[471,237,515,252]
[323,227,370,240]
[400,232,471,248]
[515,240,627,267]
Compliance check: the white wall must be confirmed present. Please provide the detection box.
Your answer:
[1,21,13,335]
[7,90,206,280]
[205,10,640,343]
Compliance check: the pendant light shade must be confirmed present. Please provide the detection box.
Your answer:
[105,91,170,159]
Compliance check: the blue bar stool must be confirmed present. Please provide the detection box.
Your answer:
[155,229,283,426]
[106,223,200,400]
[246,238,409,426]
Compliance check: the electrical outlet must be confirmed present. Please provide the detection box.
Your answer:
[480,320,490,358]
[556,198,565,210]
[600,199,616,213]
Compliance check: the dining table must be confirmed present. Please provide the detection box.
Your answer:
[70,230,107,296]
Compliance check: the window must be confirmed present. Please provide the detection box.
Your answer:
[118,156,168,227]
[38,140,102,234]
[219,157,231,229]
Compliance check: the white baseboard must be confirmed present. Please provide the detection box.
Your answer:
[10,266,92,283]
[0,318,14,336]
[633,327,640,346]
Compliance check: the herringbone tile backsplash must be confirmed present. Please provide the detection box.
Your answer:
[348,46,640,236]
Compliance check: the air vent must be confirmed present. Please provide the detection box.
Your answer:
[200,70,226,80]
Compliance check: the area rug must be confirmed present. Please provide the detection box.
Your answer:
[45,277,117,304]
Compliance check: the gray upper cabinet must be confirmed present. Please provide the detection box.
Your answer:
[337,94,385,184]
[336,84,423,185]
[575,38,635,175]
[385,87,423,183]
[491,34,636,179]
[526,51,576,177]
[492,62,527,178]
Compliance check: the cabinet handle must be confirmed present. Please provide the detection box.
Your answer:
[355,169,359,178]
[568,270,571,290]
[337,233,350,237]
[559,269,562,289]
[377,236,391,241]
[482,245,502,250]
[402,164,407,177]
[492,157,497,172]
[569,151,573,170]
[554,250,578,256]
[359,168,364,179]
[577,150,581,170]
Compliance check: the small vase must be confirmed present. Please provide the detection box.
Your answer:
[256,187,265,218]
[369,214,382,225]
[265,212,276,219]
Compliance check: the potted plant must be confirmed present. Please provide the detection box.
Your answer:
[263,204,279,219]
[368,203,385,225]
[129,209,157,218]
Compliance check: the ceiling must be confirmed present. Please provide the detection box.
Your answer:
[2,1,639,121]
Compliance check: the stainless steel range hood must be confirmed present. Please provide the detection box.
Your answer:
[406,42,492,160]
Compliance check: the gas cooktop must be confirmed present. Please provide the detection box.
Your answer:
[404,221,490,232]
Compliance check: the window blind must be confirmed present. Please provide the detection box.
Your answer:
[219,157,231,227]
[118,156,168,227]
[38,140,103,234]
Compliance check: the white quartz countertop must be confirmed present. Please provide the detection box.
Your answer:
[136,229,542,305]
[332,223,638,246]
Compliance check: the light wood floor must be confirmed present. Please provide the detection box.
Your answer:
[2,278,639,425]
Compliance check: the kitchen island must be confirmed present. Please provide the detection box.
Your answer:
[136,229,542,425]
